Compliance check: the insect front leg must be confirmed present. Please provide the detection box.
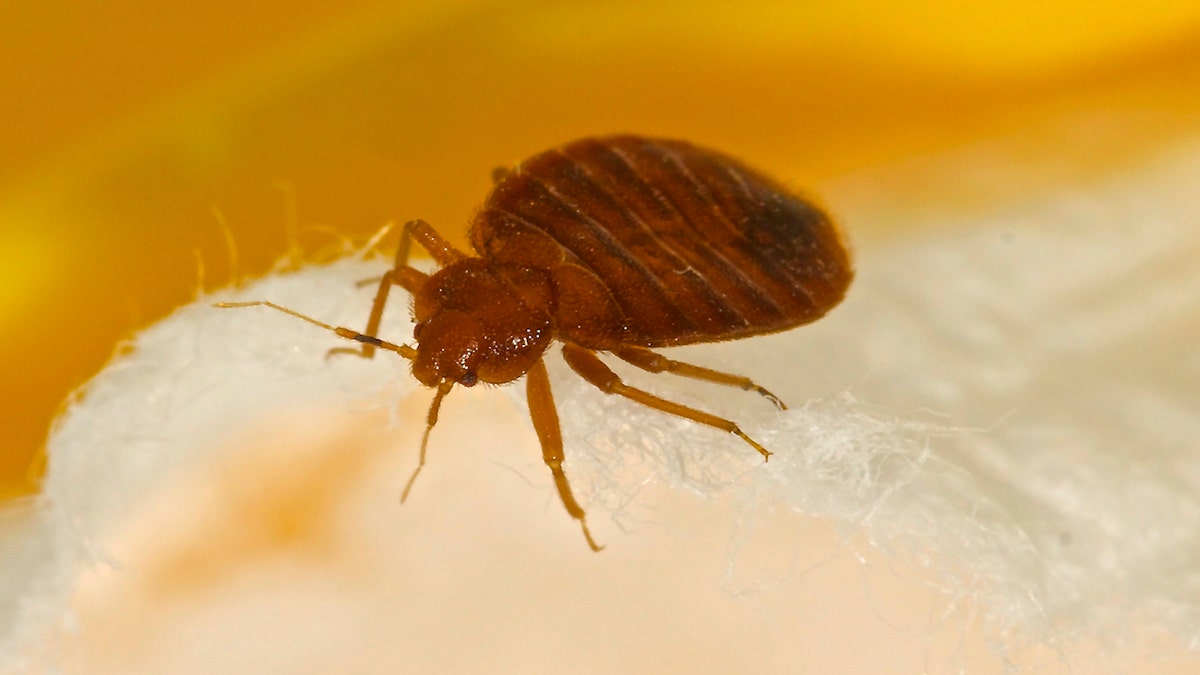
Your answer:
[561,343,772,460]
[525,357,603,552]
[332,219,469,359]
[613,346,786,409]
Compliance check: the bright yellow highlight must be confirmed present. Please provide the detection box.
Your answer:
[0,219,56,327]
[1,0,1199,501]
[520,1,1200,75]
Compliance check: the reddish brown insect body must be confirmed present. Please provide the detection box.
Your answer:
[221,135,852,551]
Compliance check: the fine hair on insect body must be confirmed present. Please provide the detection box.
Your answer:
[218,134,853,551]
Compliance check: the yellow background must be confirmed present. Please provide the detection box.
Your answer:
[3,0,1200,499]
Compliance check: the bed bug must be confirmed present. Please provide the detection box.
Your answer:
[219,135,853,551]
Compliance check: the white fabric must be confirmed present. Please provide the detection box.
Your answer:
[3,136,1198,672]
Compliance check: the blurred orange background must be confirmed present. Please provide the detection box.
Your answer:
[2,0,1199,500]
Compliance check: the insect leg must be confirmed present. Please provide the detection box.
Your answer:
[612,346,786,409]
[561,344,771,460]
[525,357,603,552]
[398,219,469,268]
[331,219,466,359]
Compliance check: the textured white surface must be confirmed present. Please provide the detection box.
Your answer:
[2,135,1199,673]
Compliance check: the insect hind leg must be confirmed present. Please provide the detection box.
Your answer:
[613,346,786,410]
[561,344,772,461]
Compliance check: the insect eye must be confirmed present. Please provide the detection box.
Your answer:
[460,371,478,387]
[413,322,425,340]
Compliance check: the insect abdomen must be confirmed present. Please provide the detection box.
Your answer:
[472,135,853,347]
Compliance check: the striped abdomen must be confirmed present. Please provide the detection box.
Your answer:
[470,135,853,348]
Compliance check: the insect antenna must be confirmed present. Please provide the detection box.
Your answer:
[214,300,417,360]
[400,378,454,503]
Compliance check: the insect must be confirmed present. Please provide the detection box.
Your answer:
[219,135,852,551]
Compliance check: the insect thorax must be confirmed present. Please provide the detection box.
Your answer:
[411,259,555,387]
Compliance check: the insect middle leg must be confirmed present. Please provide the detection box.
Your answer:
[333,219,468,359]
[560,343,771,460]
[612,346,786,409]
